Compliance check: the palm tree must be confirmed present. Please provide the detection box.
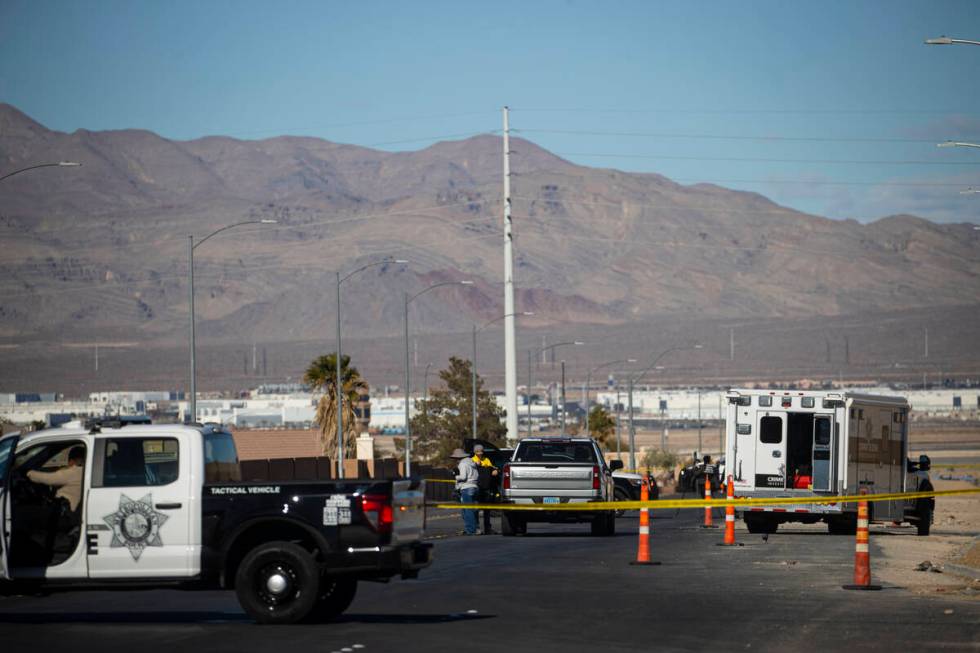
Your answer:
[304,352,367,460]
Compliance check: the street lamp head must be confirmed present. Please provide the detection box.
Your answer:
[693,344,703,349]
[937,141,958,148]
[521,311,535,316]
[58,161,81,167]
[626,358,638,363]
[460,280,474,285]
[925,36,953,45]
[260,219,278,224]
[394,259,409,264]
[573,341,585,346]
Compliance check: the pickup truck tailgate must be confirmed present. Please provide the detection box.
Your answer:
[509,464,595,493]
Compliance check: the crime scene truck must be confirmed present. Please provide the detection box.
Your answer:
[723,389,934,536]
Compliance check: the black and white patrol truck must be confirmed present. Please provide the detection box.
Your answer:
[723,389,934,536]
[0,420,432,624]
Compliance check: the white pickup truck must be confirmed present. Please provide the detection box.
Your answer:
[500,437,620,536]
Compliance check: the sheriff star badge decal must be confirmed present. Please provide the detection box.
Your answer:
[103,494,169,561]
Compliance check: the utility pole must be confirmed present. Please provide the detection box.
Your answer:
[472,325,478,440]
[95,344,99,373]
[729,327,734,361]
[615,388,622,460]
[559,360,566,436]
[527,349,533,438]
[502,106,518,444]
[628,377,636,471]
[924,327,929,359]
[697,390,702,455]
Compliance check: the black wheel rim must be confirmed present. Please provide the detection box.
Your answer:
[256,562,301,609]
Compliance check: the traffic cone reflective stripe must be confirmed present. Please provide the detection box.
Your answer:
[843,488,881,591]
[630,474,660,565]
[702,475,714,527]
[723,474,736,546]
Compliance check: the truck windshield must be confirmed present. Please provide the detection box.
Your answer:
[514,442,596,464]
[204,431,241,482]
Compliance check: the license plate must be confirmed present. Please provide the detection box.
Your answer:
[543,497,560,504]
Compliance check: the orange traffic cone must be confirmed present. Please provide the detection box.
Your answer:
[701,474,718,529]
[717,474,742,546]
[630,475,660,566]
[843,488,881,591]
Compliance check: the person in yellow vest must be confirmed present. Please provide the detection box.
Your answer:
[471,444,498,534]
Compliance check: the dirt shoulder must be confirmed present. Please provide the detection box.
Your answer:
[873,467,980,600]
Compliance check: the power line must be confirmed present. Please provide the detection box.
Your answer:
[516,128,941,145]
[187,111,499,139]
[552,151,980,166]
[512,107,979,116]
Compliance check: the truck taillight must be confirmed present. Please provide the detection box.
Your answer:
[592,465,600,490]
[503,464,511,490]
[361,494,393,534]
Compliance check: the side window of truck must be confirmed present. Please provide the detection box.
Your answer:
[204,431,241,482]
[760,416,782,444]
[99,438,179,487]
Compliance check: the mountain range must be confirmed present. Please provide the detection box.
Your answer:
[2,102,979,355]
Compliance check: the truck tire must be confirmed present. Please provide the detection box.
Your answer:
[591,513,614,536]
[916,500,932,537]
[745,514,778,535]
[828,514,857,536]
[235,540,320,625]
[501,513,521,536]
[613,487,630,517]
[306,577,357,622]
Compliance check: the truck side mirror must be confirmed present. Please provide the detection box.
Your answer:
[609,460,624,472]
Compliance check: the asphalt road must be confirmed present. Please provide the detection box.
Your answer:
[1,508,978,652]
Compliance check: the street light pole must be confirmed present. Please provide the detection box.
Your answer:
[472,324,478,441]
[471,312,532,440]
[527,341,584,436]
[560,360,566,436]
[625,343,703,469]
[925,36,980,46]
[0,161,80,184]
[403,280,473,477]
[584,358,637,437]
[188,219,276,423]
[335,258,407,479]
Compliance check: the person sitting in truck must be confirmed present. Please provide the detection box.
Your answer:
[27,445,85,512]
[792,464,813,489]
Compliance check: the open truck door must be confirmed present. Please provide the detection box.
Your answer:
[755,413,786,489]
[811,415,834,492]
[0,433,20,580]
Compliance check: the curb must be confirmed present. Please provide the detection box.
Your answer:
[943,562,980,581]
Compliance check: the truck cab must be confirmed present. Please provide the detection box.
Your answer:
[0,420,431,623]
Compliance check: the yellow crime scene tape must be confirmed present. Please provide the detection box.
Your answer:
[425,486,980,512]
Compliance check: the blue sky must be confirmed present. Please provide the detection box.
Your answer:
[2,0,980,223]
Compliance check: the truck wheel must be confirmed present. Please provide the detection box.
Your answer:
[613,488,630,517]
[828,514,857,536]
[235,541,320,625]
[501,513,519,536]
[916,501,932,537]
[591,514,613,536]
[745,514,778,535]
[306,577,357,622]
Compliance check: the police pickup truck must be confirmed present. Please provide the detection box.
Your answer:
[500,437,620,536]
[0,421,431,624]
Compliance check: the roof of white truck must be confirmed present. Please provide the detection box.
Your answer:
[727,388,908,406]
